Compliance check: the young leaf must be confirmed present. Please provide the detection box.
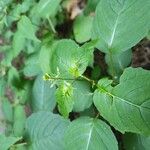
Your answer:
[72,81,93,112]
[32,74,56,112]
[93,67,150,135]
[50,39,89,78]
[73,14,93,43]
[123,133,150,150]
[92,0,150,53]
[26,112,70,150]
[56,81,74,118]
[64,117,118,150]
[0,134,21,150]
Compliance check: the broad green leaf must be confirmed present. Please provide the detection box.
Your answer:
[23,53,41,77]
[64,117,118,150]
[26,111,70,150]
[50,39,89,78]
[0,134,21,150]
[105,49,132,78]
[17,16,39,42]
[92,0,150,53]
[56,81,74,118]
[72,81,93,112]
[123,133,150,150]
[32,0,61,18]
[93,67,150,135]
[32,74,56,112]
[73,14,93,43]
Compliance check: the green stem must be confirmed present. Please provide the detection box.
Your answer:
[80,75,96,87]
[43,74,96,87]
[47,17,56,33]
[43,74,83,82]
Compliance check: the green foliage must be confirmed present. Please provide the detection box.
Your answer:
[31,0,61,19]
[92,0,150,53]
[123,133,150,150]
[49,39,90,78]
[1,0,150,149]
[73,14,93,43]
[0,134,21,150]
[56,81,74,118]
[26,112,70,150]
[32,74,56,112]
[64,117,118,150]
[93,67,150,135]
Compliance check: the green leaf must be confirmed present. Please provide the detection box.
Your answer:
[26,111,70,150]
[84,0,100,15]
[2,98,13,122]
[92,0,150,53]
[18,16,39,41]
[32,74,56,112]
[39,44,51,73]
[50,39,89,78]
[72,81,93,112]
[23,53,41,77]
[123,133,150,150]
[64,117,118,150]
[73,14,93,43]
[147,30,150,40]
[81,40,98,67]
[105,49,132,78]
[0,134,21,150]
[56,81,74,118]
[13,105,26,137]
[93,67,150,135]
[32,0,61,18]
[12,31,26,57]
[7,67,20,86]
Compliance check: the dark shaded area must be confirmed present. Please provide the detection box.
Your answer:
[132,38,150,70]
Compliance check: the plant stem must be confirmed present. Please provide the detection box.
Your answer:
[47,17,56,34]
[80,75,96,87]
